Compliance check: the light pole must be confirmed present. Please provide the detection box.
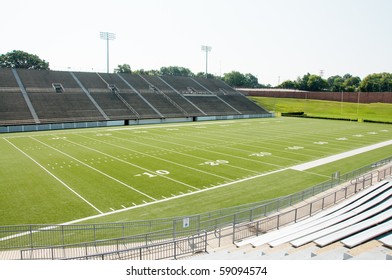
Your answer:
[100,32,116,73]
[201,45,212,78]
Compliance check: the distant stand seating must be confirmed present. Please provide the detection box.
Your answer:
[0,69,270,126]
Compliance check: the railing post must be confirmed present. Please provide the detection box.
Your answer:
[294,208,298,223]
[173,220,176,240]
[29,225,33,249]
[61,225,65,247]
[174,239,177,260]
[204,231,208,253]
[309,202,313,216]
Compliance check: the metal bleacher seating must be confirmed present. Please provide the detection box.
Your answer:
[0,69,270,125]
[379,233,392,248]
[192,76,238,94]
[341,220,392,248]
[226,179,392,260]
[236,180,392,248]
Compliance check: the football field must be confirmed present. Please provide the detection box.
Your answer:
[1,117,392,226]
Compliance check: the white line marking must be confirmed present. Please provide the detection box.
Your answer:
[2,138,391,242]
[3,138,103,214]
[31,137,157,201]
[55,140,392,225]
[69,135,200,191]
[291,140,392,171]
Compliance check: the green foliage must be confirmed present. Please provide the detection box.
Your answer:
[114,64,132,73]
[358,72,392,92]
[279,71,392,92]
[279,80,297,89]
[196,72,217,79]
[223,71,262,88]
[159,66,194,77]
[0,50,49,70]
[306,74,329,91]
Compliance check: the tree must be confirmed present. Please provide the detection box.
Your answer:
[342,75,361,92]
[223,71,247,87]
[358,73,392,92]
[159,66,194,77]
[196,72,217,79]
[244,73,259,88]
[306,74,328,91]
[0,50,49,70]
[114,64,132,73]
[327,75,344,92]
[296,73,311,91]
[279,80,297,89]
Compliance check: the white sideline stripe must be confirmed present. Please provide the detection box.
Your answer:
[291,140,392,171]
[3,138,103,214]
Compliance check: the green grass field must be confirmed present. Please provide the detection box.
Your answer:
[1,117,391,227]
[250,96,392,122]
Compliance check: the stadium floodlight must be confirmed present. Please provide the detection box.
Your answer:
[201,45,212,78]
[100,32,116,73]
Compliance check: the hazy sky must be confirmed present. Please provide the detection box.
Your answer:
[1,0,391,85]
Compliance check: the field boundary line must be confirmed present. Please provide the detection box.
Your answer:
[2,138,103,214]
[30,137,157,201]
[291,140,392,171]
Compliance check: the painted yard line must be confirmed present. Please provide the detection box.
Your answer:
[30,137,157,201]
[155,132,287,171]
[2,138,103,214]
[78,134,233,182]
[114,130,276,174]
[56,167,291,226]
[175,127,339,162]
[2,139,390,241]
[1,167,288,242]
[61,139,392,224]
[172,128,308,165]
[291,140,392,171]
[62,137,200,191]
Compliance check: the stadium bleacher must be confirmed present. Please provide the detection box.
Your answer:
[0,69,270,127]
[197,179,392,260]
